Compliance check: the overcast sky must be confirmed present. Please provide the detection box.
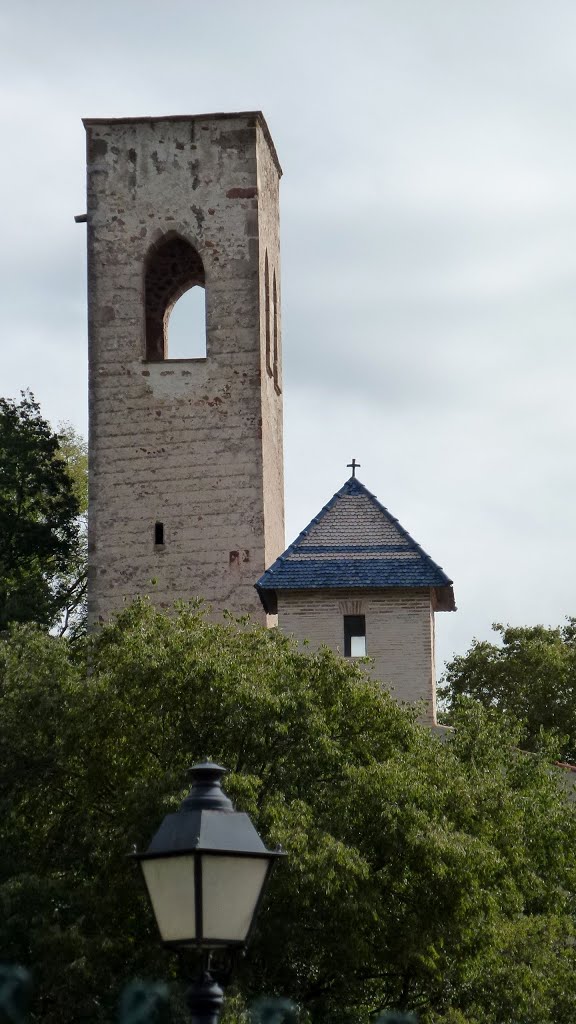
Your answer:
[2,0,576,670]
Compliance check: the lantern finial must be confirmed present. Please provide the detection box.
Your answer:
[181,762,233,812]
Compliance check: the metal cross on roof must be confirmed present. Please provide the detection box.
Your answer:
[347,458,361,478]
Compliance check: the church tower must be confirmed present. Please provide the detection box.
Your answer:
[83,112,284,625]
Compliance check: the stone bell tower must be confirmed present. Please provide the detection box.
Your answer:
[83,112,284,625]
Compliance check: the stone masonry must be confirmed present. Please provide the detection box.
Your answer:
[84,112,285,626]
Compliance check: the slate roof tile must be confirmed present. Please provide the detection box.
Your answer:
[255,476,455,614]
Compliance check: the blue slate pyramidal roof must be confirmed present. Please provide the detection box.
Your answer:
[256,476,456,615]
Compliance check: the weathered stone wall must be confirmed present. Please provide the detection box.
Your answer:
[277,589,437,723]
[256,122,285,573]
[85,113,285,626]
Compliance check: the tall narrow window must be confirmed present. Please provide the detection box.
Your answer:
[154,522,165,546]
[272,270,280,393]
[344,615,366,657]
[145,234,206,361]
[264,251,272,377]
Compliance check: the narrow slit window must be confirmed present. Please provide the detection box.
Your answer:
[272,269,280,392]
[344,615,366,657]
[155,522,164,546]
[265,252,272,377]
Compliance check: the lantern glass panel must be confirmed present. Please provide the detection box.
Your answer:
[202,855,269,942]
[141,855,196,943]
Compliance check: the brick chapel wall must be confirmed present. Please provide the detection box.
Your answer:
[85,113,285,626]
[277,589,437,724]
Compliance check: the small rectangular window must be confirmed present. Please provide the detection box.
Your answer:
[154,521,164,546]
[344,615,366,657]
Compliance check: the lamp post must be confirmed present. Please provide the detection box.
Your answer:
[133,762,284,1024]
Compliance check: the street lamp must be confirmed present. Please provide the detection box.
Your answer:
[133,762,284,1024]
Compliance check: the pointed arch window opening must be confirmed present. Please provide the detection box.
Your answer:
[144,235,207,361]
[272,270,281,394]
[264,251,273,377]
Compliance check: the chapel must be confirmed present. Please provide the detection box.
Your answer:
[256,474,455,724]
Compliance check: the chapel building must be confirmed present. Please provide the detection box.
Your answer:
[256,475,455,724]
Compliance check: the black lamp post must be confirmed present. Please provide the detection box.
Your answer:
[133,762,284,1024]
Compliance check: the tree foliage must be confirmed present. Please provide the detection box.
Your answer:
[51,421,88,636]
[439,620,576,764]
[0,393,86,633]
[2,602,576,1024]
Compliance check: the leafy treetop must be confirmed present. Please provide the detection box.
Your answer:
[439,619,576,763]
[1,601,576,1024]
[0,392,85,633]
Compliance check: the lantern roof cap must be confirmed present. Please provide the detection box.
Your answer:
[182,762,233,812]
[136,762,281,860]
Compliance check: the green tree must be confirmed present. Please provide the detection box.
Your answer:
[439,620,576,764]
[1,602,576,1024]
[52,421,88,636]
[0,393,85,632]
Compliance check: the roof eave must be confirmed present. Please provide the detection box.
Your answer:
[433,585,457,612]
[255,584,277,615]
[257,582,456,611]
